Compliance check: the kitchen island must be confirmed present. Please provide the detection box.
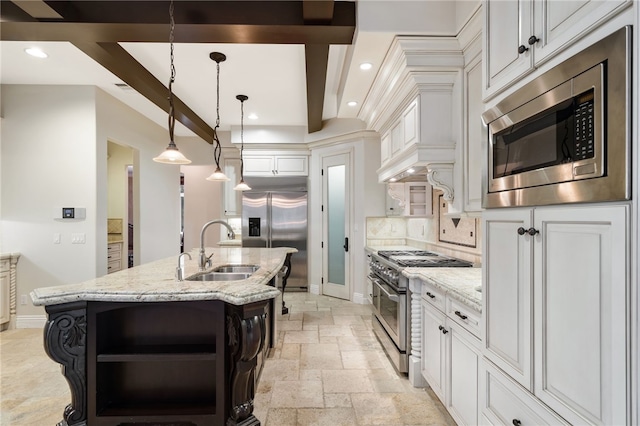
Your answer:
[31,246,295,426]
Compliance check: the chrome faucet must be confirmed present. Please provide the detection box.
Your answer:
[199,220,236,271]
[176,252,192,281]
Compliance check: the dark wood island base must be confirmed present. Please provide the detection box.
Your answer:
[44,298,273,426]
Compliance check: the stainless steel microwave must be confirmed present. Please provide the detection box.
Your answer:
[482,26,631,208]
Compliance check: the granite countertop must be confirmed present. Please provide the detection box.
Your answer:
[218,239,242,247]
[403,267,482,313]
[31,247,296,307]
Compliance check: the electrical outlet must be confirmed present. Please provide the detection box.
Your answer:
[20,294,28,305]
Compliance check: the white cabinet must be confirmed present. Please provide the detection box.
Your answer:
[462,52,484,214]
[421,281,481,426]
[0,254,19,330]
[386,182,432,217]
[243,154,308,176]
[380,98,420,166]
[482,204,629,425]
[223,158,242,216]
[483,0,631,99]
[107,242,123,274]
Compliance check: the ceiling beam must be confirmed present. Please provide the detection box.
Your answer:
[73,41,214,143]
[2,0,356,135]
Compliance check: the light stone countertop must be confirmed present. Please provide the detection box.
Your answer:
[31,247,296,307]
[403,267,482,313]
[218,239,242,247]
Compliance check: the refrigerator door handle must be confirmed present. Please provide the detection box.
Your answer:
[343,237,349,252]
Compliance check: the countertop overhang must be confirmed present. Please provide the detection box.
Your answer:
[31,247,296,307]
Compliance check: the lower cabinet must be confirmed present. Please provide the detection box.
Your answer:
[421,292,480,426]
[480,359,568,426]
[107,242,123,274]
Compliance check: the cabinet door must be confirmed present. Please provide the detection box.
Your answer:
[403,98,419,148]
[463,54,483,213]
[390,121,403,156]
[223,158,242,216]
[483,0,534,98]
[533,0,631,65]
[448,321,480,426]
[421,300,447,402]
[243,156,274,176]
[0,270,10,325]
[483,208,533,390]
[274,156,308,176]
[533,205,628,425]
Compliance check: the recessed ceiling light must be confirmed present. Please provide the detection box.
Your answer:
[347,101,358,107]
[407,168,415,174]
[248,113,258,120]
[25,47,48,58]
[389,177,397,182]
[360,62,373,71]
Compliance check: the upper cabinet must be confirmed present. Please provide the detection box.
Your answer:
[243,154,308,176]
[223,158,242,217]
[483,0,631,99]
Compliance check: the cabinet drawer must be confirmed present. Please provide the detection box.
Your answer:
[446,297,480,338]
[480,359,568,426]
[107,260,122,274]
[421,281,446,312]
[107,250,121,262]
[107,243,122,254]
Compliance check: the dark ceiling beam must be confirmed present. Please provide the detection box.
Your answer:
[73,41,214,143]
[305,44,330,133]
[1,0,356,135]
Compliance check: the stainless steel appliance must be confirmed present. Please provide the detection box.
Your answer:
[242,177,308,291]
[482,26,631,208]
[369,250,472,373]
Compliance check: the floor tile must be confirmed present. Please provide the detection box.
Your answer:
[322,369,374,393]
[269,380,324,408]
[296,408,358,426]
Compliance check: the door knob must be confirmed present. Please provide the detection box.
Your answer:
[343,237,349,252]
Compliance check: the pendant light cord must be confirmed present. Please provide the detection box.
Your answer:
[213,59,222,167]
[167,0,176,148]
[239,97,245,178]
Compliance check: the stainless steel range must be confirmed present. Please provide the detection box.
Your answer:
[369,250,472,373]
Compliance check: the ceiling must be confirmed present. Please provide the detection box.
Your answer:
[1,1,464,144]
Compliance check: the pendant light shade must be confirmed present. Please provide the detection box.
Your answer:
[205,52,230,181]
[153,0,191,165]
[234,94,251,191]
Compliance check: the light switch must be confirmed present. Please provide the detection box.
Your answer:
[53,233,61,244]
[71,233,86,244]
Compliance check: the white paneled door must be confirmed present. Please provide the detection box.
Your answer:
[322,153,351,300]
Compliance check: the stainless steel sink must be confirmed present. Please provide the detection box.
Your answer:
[213,264,260,274]
[186,272,252,281]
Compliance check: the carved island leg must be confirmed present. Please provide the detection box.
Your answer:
[281,253,292,315]
[226,303,267,426]
[43,302,87,426]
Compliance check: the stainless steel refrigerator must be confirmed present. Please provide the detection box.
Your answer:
[242,177,308,291]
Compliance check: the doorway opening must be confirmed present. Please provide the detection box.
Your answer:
[107,141,136,271]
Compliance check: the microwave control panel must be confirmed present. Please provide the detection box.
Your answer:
[574,97,595,160]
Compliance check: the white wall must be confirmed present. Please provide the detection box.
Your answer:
[309,131,386,303]
[0,85,196,319]
[181,165,224,253]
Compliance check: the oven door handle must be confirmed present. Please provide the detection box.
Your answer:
[375,281,399,303]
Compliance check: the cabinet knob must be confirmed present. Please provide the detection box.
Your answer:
[517,227,539,236]
[454,310,468,320]
[426,292,436,299]
[438,325,449,334]
[518,44,529,54]
[512,420,522,426]
[528,35,540,45]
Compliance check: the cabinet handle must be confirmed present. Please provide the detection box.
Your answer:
[518,44,529,54]
[426,292,436,299]
[517,227,539,236]
[438,325,448,334]
[528,35,540,45]
[512,420,522,426]
[454,310,468,320]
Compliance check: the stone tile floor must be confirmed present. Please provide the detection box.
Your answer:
[0,293,455,425]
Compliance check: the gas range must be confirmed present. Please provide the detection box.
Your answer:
[376,250,473,268]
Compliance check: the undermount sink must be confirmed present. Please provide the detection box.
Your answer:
[185,265,259,282]
[213,264,260,274]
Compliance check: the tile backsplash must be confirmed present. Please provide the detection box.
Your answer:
[367,191,481,264]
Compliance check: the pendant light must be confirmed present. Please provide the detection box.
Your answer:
[205,52,230,181]
[153,0,191,165]
[233,95,251,191]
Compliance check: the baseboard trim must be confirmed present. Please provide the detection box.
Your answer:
[309,284,320,295]
[16,315,47,329]
[352,292,370,305]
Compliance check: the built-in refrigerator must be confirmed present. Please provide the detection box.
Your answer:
[242,177,308,291]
